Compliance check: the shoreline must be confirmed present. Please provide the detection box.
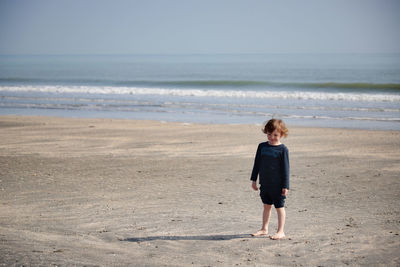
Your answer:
[1,115,399,266]
[1,113,399,132]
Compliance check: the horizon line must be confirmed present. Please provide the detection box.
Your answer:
[1,52,400,57]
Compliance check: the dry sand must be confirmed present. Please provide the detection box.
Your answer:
[0,115,399,266]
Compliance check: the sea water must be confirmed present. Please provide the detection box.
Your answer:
[0,54,399,130]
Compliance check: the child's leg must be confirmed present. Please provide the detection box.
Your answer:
[262,204,273,231]
[252,204,272,236]
[271,207,286,240]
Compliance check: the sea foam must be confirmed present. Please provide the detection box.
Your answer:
[1,85,400,102]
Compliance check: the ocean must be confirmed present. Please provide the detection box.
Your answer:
[0,54,399,130]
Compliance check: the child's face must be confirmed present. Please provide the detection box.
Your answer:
[267,129,281,145]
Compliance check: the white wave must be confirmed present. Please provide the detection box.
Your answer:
[1,85,400,102]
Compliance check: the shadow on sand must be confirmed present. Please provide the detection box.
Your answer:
[120,234,252,242]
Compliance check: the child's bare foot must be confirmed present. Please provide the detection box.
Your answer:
[251,230,268,237]
[270,232,285,240]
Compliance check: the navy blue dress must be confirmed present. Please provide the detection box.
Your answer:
[250,142,290,207]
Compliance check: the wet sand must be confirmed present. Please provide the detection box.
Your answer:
[0,115,399,266]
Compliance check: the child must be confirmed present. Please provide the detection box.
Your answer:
[250,119,290,240]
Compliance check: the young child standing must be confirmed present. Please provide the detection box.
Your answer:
[250,119,290,240]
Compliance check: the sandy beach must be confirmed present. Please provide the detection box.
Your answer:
[0,115,399,266]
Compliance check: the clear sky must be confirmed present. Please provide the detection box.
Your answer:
[0,0,399,55]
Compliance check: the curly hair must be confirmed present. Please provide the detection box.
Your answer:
[262,119,288,138]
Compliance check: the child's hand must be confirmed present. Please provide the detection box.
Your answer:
[282,188,289,196]
[251,181,258,191]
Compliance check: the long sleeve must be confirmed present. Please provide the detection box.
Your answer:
[250,144,261,182]
[281,146,290,189]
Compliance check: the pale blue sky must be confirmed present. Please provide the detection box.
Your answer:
[0,0,399,55]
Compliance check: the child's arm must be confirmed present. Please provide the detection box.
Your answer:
[250,144,261,191]
[281,188,288,196]
[252,181,258,191]
[281,146,290,190]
